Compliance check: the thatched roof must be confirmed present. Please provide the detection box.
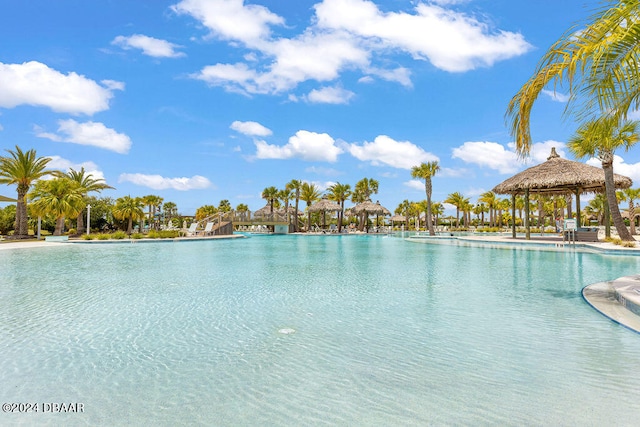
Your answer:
[389,214,406,222]
[308,197,341,213]
[252,205,273,217]
[350,200,391,216]
[492,148,632,196]
[0,194,16,202]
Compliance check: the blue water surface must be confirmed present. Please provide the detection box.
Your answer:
[1,234,640,426]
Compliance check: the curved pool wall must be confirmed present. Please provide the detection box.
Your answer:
[2,234,640,425]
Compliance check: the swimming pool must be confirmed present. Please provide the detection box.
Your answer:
[1,235,640,425]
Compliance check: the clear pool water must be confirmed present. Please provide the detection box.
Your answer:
[2,235,640,426]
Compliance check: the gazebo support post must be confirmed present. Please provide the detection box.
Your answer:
[575,190,581,227]
[511,194,516,239]
[525,188,530,240]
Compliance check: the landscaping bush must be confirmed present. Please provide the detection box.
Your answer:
[112,231,127,239]
[131,233,144,239]
[97,233,111,240]
[81,234,95,240]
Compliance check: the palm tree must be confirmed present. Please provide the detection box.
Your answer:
[195,205,217,221]
[0,146,53,238]
[141,195,163,231]
[300,182,321,231]
[29,177,85,236]
[411,161,440,235]
[352,178,379,231]
[66,167,113,234]
[479,191,498,227]
[235,203,249,222]
[506,1,640,157]
[618,188,640,235]
[444,192,469,228]
[585,194,607,226]
[112,196,145,234]
[277,188,293,225]
[261,186,279,217]
[286,179,302,231]
[567,117,639,240]
[218,199,232,212]
[163,201,178,226]
[431,201,444,228]
[327,182,351,232]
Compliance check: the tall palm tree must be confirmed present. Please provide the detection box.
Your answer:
[67,167,113,234]
[29,177,85,236]
[352,178,379,231]
[218,199,232,212]
[444,192,469,228]
[411,161,440,235]
[585,194,607,226]
[617,188,640,235]
[113,196,145,234]
[261,186,279,217]
[567,117,639,241]
[431,201,444,228]
[141,195,163,231]
[286,179,302,231]
[397,199,412,226]
[163,201,178,226]
[506,1,640,157]
[327,182,351,232]
[195,205,217,221]
[0,146,53,238]
[479,191,498,227]
[277,188,293,224]
[235,203,249,221]
[300,182,321,231]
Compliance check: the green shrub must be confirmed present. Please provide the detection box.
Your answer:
[131,233,144,239]
[67,228,76,235]
[147,230,160,239]
[81,234,95,240]
[97,233,111,240]
[112,231,127,240]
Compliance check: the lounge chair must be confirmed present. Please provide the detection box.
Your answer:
[200,222,214,236]
[186,223,198,236]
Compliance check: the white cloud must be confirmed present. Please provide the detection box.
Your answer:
[542,89,569,103]
[181,0,529,96]
[230,120,272,136]
[36,119,132,154]
[306,86,355,104]
[112,34,185,58]
[586,155,640,183]
[46,156,106,181]
[171,0,284,46]
[254,130,342,162]
[347,135,438,169]
[528,140,567,163]
[314,0,531,72]
[451,141,520,174]
[118,173,212,190]
[404,179,424,191]
[101,79,126,91]
[0,61,115,115]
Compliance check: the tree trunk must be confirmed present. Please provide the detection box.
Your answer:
[76,210,85,235]
[14,186,29,238]
[630,201,636,235]
[54,216,65,236]
[603,160,633,241]
[425,180,435,236]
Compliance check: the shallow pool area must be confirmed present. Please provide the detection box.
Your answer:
[2,234,640,425]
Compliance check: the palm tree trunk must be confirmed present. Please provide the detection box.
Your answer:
[630,202,636,235]
[603,162,633,241]
[76,211,85,235]
[54,216,65,236]
[15,186,29,238]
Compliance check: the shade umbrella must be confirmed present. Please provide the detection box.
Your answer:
[0,194,17,202]
[492,147,632,239]
[351,200,391,232]
[308,197,342,230]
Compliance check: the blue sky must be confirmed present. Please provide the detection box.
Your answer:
[2,0,639,216]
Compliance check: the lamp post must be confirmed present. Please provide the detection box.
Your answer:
[86,204,91,235]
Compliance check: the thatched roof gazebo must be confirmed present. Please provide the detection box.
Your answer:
[350,200,391,232]
[492,147,632,239]
[308,197,342,229]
